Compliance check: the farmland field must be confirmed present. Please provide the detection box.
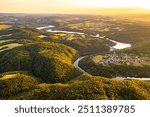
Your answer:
[0,43,23,52]
[0,25,11,30]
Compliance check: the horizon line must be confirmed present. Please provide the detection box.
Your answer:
[0,8,150,15]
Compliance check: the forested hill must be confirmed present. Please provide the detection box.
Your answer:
[0,42,82,83]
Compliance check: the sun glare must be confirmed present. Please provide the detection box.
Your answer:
[69,0,150,9]
[0,0,150,14]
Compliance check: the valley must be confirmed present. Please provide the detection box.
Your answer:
[0,14,150,100]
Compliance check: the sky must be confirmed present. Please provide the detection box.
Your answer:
[0,0,150,14]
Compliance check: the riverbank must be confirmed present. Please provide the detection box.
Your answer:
[37,25,150,80]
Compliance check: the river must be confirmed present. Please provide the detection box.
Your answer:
[37,25,84,34]
[36,25,55,30]
[37,25,150,80]
[73,56,88,74]
[106,38,131,50]
[73,35,150,81]
[73,34,131,74]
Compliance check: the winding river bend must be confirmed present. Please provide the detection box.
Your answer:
[73,37,150,80]
[37,25,150,80]
[73,56,88,74]
[73,36,132,74]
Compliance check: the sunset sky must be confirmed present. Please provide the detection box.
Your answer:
[0,0,150,14]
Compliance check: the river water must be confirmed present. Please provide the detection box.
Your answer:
[37,25,84,34]
[47,29,84,35]
[37,25,150,80]
[73,56,88,74]
[105,38,131,50]
[36,25,55,30]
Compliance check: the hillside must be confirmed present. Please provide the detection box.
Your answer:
[107,23,150,44]
[123,41,150,55]
[0,42,81,83]
[2,74,150,100]
[0,71,38,99]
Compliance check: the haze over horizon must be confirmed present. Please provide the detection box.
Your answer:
[0,0,150,14]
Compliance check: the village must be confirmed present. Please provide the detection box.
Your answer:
[99,52,150,66]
